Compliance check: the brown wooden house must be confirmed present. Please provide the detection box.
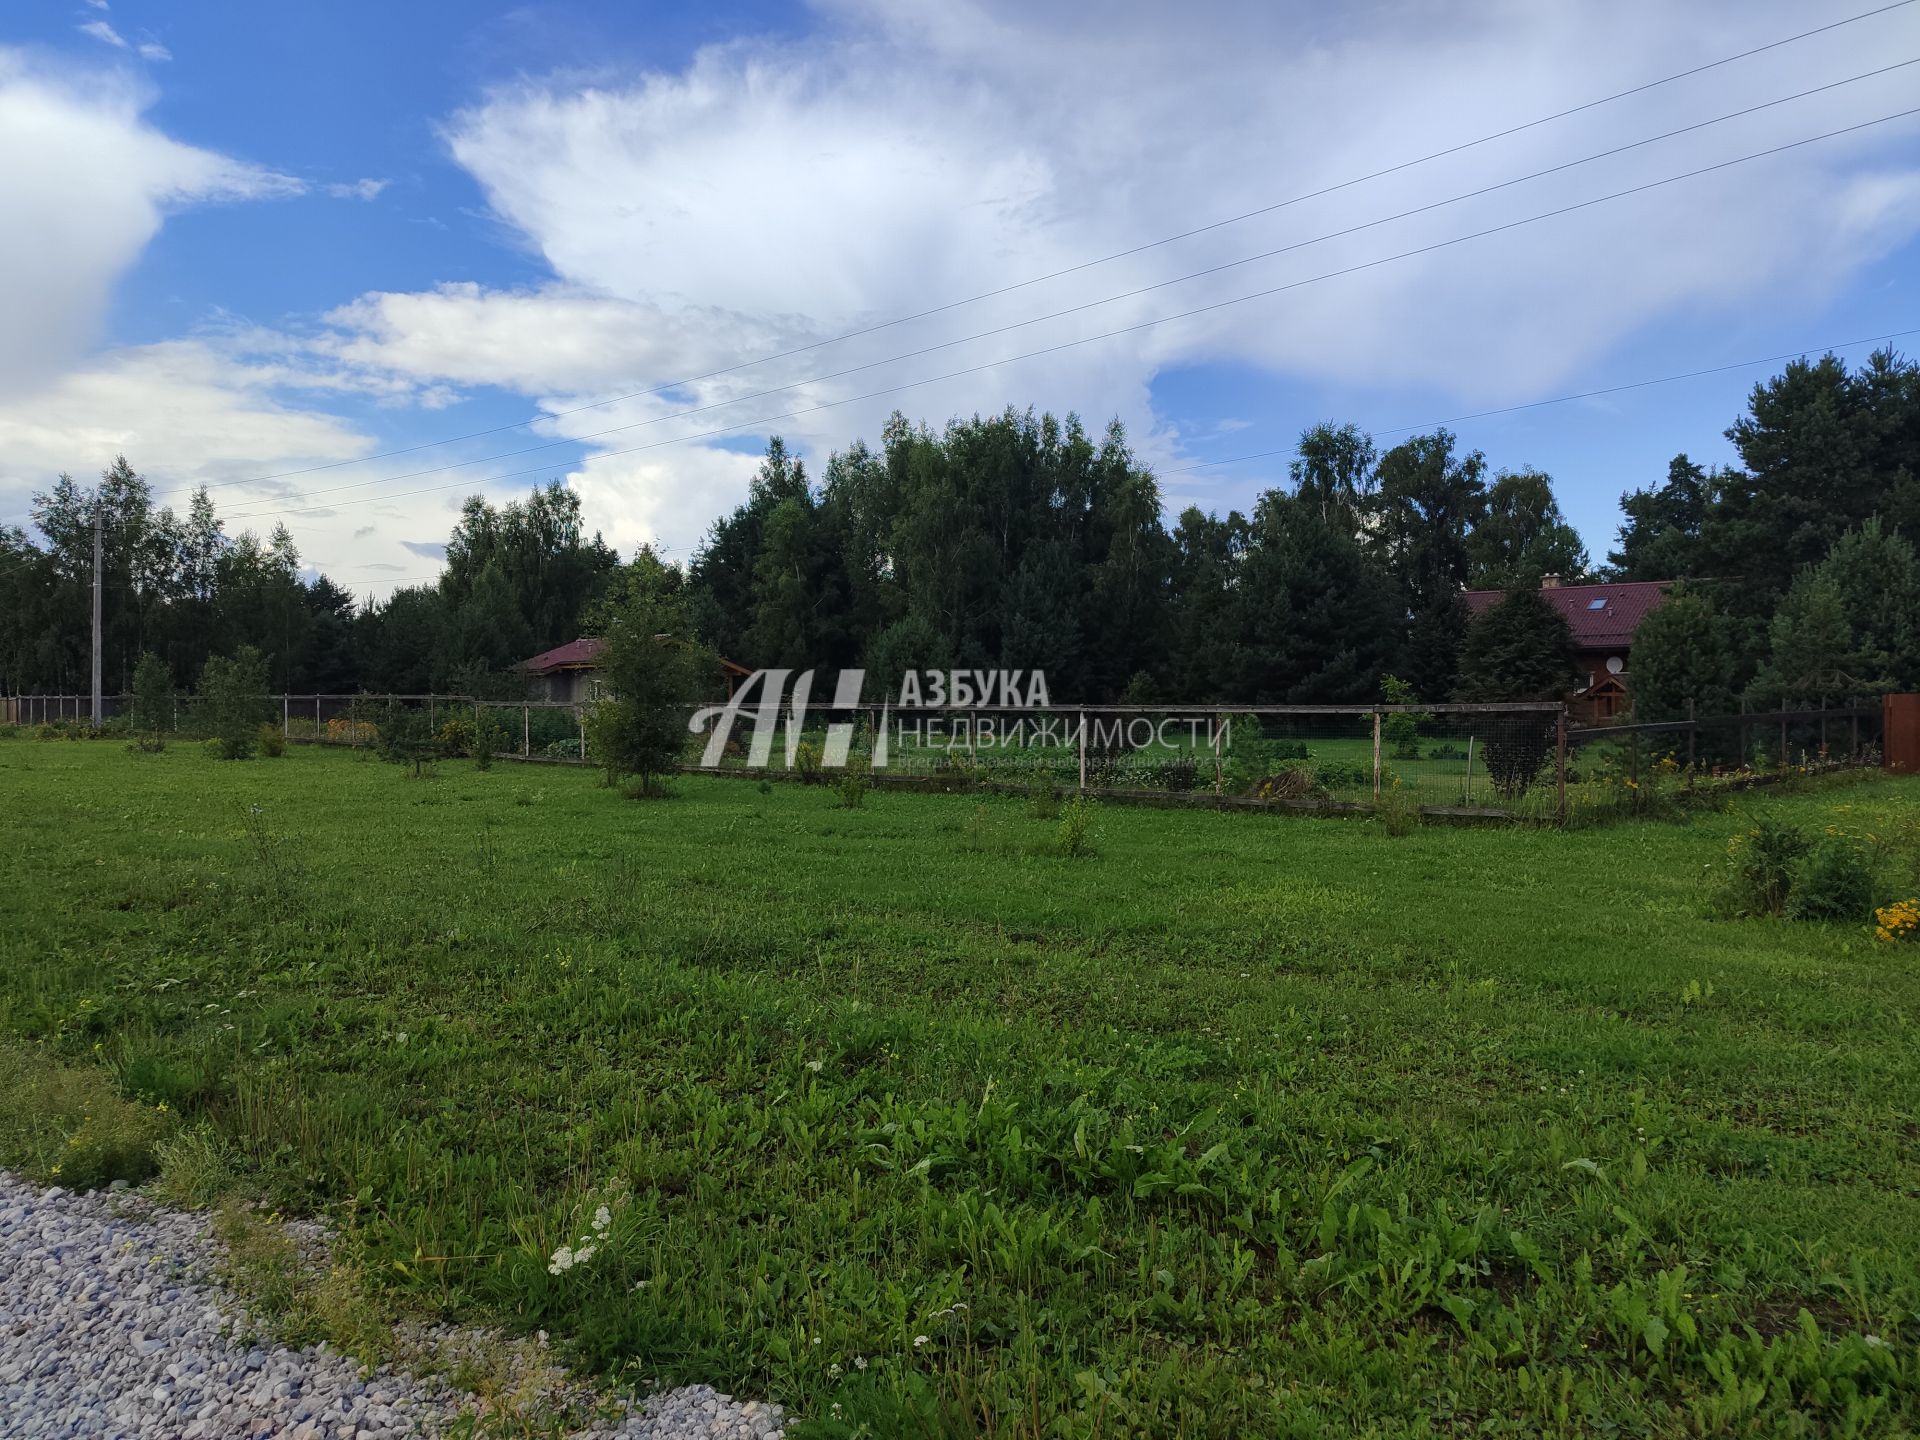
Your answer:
[1461,575,1672,722]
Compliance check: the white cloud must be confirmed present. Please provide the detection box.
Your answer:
[137,42,171,64]
[77,20,127,50]
[9,1,1920,586]
[325,177,389,201]
[0,49,302,394]
[306,0,1920,554]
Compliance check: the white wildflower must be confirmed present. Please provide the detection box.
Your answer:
[853,1355,867,1371]
[805,1059,824,1072]
[913,1334,930,1348]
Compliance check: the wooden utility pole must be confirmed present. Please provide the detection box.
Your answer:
[90,498,103,731]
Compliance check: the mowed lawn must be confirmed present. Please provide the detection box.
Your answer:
[2,740,1918,1437]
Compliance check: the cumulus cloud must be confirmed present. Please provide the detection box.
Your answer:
[304,0,1920,553]
[0,50,301,393]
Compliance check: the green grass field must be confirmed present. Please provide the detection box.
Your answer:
[2,739,1918,1436]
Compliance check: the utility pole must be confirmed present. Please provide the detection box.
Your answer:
[90,496,103,731]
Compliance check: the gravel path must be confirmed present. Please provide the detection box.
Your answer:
[0,1172,784,1440]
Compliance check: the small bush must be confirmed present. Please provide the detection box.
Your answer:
[0,1045,170,1189]
[256,722,287,758]
[1378,777,1420,838]
[1028,778,1061,820]
[835,770,869,809]
[436,716,478,758]
[1054,795,1097,858]
[793,741,824,784]
[1313,759,1371,793]
[1427,742,1466,760]
[620,774,670,801]
[126,734,167,755]
[1787,838,1874,922]
[1716,816,1811,918]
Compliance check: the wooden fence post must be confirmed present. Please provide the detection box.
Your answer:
[1686,697,1696,775]
[1555,707,1568,825]
[1212,716,1222,794]
[1779,710,1789,770]
[1371,708,1382,805]
[577,705,586,765]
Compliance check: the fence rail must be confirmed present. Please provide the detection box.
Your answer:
[3,690,1895,824]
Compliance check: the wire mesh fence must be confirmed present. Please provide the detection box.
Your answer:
[5,689,1895,823]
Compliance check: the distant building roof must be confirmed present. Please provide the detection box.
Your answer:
[518,636,753,677]
[520,637,605,674]
[1461,578,1672,650]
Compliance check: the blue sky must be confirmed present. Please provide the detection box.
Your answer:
[2,0,1918,594]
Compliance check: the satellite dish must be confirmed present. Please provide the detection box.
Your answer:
[1606,655,1625,674]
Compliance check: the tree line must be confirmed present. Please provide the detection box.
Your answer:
[3,347,1916,709]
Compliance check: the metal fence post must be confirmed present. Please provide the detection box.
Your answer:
[1212,716,1223,794]
[1779,709,1788,769]
[1686,697,1696,775]
[1371,708,1382,805]
[523,703,530,757]
[1077,709,1087,791]
[577,705,586,765]
[282,693,289,737]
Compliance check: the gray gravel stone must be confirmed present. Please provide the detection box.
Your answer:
[0,1171,785,1439]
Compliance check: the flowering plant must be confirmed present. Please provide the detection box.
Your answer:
[1875,898,1919,945]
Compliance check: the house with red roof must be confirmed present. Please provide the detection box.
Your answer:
[519,637,751,703]
[1460,574,1671,722]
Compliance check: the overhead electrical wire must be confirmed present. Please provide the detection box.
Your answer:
[196,59,1920,521]
[145,0,1920,503]
[207,104,1920,525]
[1159,326,1920,479]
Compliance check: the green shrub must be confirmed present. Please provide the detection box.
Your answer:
[197,647,271,759]
[1378,778,1420,838]
[1716,816,1811,918]
[0,1045,170,1189]
[582,698,625,786]
[793,741,824,784]
[376,704,443,777]
[1788,838,1875,922]
[257,722,287,758]
[1028,778,1061,820]
[835,770,869,809]
[129,652,173,738]
[472,714,504,771]
[1054,794,1097,858]
[1313,759,1371,793]
[436,715,478,758]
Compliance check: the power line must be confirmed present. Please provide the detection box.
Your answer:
[149,0,1920,504]
[1159,326,1920,479]
[202,59,1920,520]
[214,104,1920,526]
